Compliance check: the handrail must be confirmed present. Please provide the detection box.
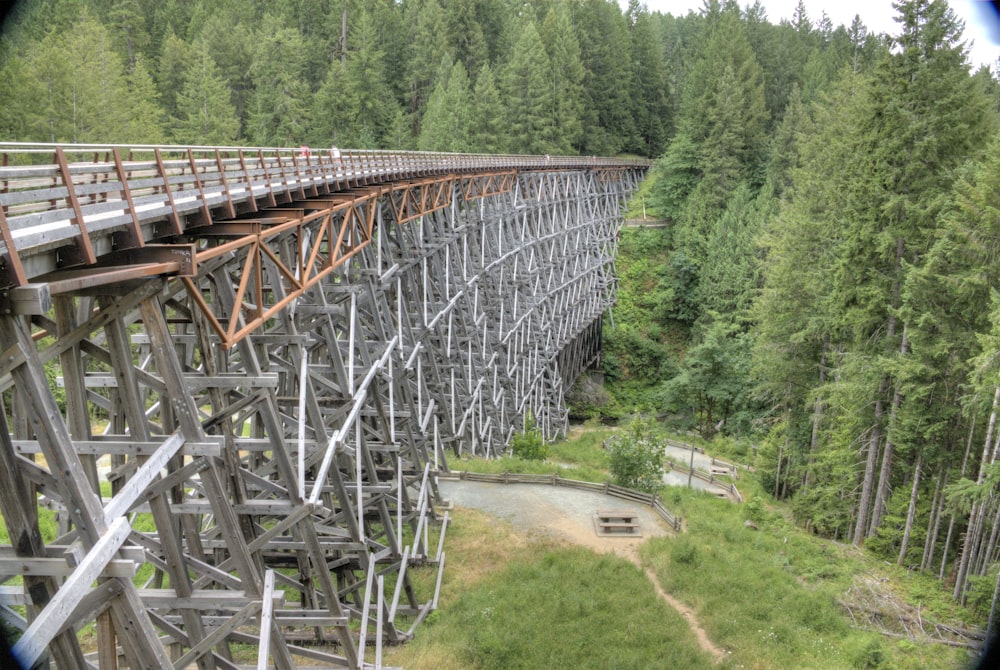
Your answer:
[0,144,649,286]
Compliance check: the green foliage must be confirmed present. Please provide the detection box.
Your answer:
[508,416,547,461]
[443,549,712,669]
[418,60,474,151]
[641,485,968,669]
[744,494,765,525]
[173,39,239,144]
[660,315,752,437]
[605,416,664,493]
[500,18,554,154]
[846,637,886,669]
[647,132,700,220]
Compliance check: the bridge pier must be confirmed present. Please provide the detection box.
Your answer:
[0,146,642,667]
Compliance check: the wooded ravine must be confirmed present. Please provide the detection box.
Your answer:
[4,0,1000,643]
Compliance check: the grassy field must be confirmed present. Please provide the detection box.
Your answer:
[387,427,979,670]
[383,507,714,669]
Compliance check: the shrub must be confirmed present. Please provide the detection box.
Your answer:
[509,415,547,461]
[606,415,664,493]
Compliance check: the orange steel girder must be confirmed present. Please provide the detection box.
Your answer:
[461,171,516,201]
[183,190,378,347]
[182,173,509,348]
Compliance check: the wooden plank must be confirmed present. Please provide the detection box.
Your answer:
[134,589,284,609]
[102,430,185,524]
[7,283,51,314]
[12,439,220,457]
[11,516,131,667]
[0,557,136,578]
[58,372,279,389]
[256,570,276,670]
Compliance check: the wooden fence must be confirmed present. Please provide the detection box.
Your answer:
[439,470,683,532]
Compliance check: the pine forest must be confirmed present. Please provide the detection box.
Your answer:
[4,0,1000,638]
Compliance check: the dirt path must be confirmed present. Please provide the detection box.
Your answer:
[439,480,727,663]
[644,567,727,663]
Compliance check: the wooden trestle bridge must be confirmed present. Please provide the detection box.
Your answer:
[0,144,645,669]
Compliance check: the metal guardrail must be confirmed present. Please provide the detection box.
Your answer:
[439,470,682,531]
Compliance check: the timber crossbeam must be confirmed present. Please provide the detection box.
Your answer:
[0,143,646,668]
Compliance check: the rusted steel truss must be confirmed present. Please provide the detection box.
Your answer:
[0,145,643,668]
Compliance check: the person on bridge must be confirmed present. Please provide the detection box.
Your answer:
[330,146,343,167]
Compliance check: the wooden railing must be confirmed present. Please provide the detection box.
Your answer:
[0,143,648,285]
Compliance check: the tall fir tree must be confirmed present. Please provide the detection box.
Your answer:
[626,1,671,156]
[173,39,239,145]
[418,60,473,151]
[539,5,584,154]
[501,18,555,155]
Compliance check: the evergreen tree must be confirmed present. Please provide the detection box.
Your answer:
[752,68,870,513]
[406,0,450,122]
[194,9,255,139]
[4,11,163,143]
[310,59,359,145]
[501,19,554,155]
[627,1,671,156]
[122,56,166,143]
[471,63,504,154]
[156,29,195,122]
[173,40,239,145]
[343,7,400,147]
[246,15,311,145]
[539,5,584,154]
[418,61,473,151]
[442,0,489,78]
[575,0,636,155]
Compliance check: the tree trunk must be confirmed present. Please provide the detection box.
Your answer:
[941,416,977,579]
[804,339,828,490]
[955,388,1000,599]
[870,328,909,537]
[775,397,791,499]
[921,460,948,571]
[978,500,1000,576]
[854,376,887,545]
[898,452,922,565]
[340,9,348,64]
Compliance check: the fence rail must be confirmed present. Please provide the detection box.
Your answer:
[439,470,682,531]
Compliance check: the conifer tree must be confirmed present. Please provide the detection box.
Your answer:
[501,19,554,155]
[627,1,671,156]
[418,61,473,151]
[173,40,239,145]
[540,5,585,154]
[156,30,195,122]
[471,64,504,154]
[575,0,636,155]
[344,7,400,147]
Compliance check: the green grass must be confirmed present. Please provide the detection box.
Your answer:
[434,548,713,669]
[386,508,713,670]
[644,483,970,670]
[622,169,660,221]
[431,427,978,670]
